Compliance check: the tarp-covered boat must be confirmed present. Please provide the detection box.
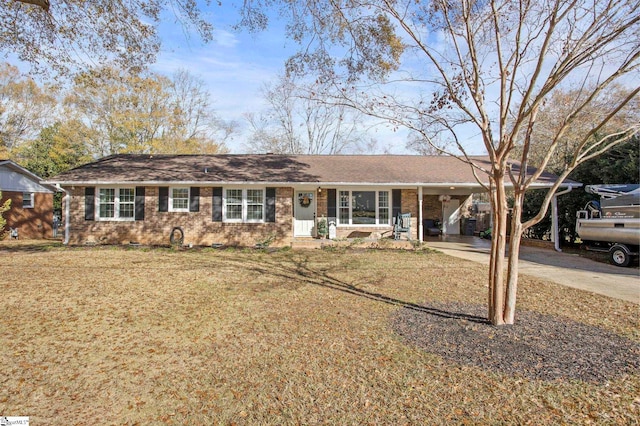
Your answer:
[576,184,640,266]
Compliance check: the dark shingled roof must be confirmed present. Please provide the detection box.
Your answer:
[46,154,579,188]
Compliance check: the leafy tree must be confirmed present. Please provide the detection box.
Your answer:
[523,136,640,243]
[64,66,230,156]
[64,67,168,156]
[241,0,640,325]
[515,85,639,172]
[0,190,9,236]
[15,121,92,178]
[1,0,214,77]
[0,63,57,156]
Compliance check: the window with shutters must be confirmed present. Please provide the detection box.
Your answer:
[97,187,135,220]
[169,187,190,212]
[224,188,265,223]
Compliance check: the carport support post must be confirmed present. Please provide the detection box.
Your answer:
[418,187,423,243]
[551,187,573,252]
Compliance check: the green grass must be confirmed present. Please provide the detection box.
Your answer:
[0,244,637,424]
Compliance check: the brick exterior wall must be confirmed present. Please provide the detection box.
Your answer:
[314,188,419,240]
[65,184,473,245]
[422,195,442,222]
[67,186,293,247]
[1,191,54,239]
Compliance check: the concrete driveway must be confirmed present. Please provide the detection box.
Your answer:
[425,236,640,304]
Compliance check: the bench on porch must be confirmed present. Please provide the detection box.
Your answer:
[393,212,411,240]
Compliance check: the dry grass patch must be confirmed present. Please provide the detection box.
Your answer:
[0,243,638,424]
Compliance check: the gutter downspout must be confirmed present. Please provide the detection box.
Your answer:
[57,184,71,245]
[552,186,573,252]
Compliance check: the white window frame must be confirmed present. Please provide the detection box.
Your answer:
[96,187,135,221]
[223,187,265,223]
[169,187,190,212]
[335,188,392,226]
[22,192,34,208]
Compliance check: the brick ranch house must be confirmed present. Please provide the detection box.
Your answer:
[1,160,59,239]
[45,154,578,247]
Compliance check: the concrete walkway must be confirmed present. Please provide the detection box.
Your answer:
[425,236,640,304]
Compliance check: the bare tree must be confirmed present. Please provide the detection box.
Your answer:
[159,68,234,154]
[245,74,365,154]
[1,0,213,77]
[514,85,640,171]
[242,0,640,325]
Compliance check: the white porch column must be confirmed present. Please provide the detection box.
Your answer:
[551,187,574,252]
[418,186,423,242]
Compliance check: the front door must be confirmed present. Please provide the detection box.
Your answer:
[294,191,316,237]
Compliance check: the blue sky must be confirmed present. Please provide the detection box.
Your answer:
[150,5,418,154]
[153,6,290,122]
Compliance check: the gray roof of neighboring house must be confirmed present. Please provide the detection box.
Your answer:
[45,154,580,188]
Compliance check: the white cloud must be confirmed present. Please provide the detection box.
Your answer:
[212,29,240,48]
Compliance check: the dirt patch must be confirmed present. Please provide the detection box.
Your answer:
[392,301,640,383]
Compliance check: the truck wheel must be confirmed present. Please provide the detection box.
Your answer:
[609,245,631,267]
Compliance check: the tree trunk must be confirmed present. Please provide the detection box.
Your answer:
[487,173,509,325]
[504,192,525,325]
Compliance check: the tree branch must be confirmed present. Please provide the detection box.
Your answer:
[15,0,50,12]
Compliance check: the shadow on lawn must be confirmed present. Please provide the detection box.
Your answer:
[227,251,640,383]
[229,252,490,325]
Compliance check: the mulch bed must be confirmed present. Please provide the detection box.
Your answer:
[391,302,640,383]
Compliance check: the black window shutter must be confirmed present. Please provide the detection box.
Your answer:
[212,187,223,222]
[265,187,276,222]
[392,189,402,218]
[327,189,336,219]
[135,187,145,221]
[189,187,200,212]
[84,187,95,221]
[158,187,169,212]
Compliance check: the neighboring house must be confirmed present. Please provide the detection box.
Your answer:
[45,154,579,247]
[0,160,59,239]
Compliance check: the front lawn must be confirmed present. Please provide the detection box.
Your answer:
[1,244,638,424]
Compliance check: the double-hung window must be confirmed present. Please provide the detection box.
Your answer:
[98,188,134,220]
[336,190,391,226]
[170,187,190,212]
[22,192,34,208]
[224,188,264,222]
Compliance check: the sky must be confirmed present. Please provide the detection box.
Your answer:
[149,4,422,154]
[5,2,487,155]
